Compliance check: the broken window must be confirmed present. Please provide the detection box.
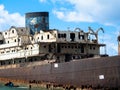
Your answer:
[41,36,43,40]
[58,33,67,38]
[47,34,49,39]
[12,30,14,33]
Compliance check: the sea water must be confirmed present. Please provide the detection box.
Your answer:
[0,84,47,90]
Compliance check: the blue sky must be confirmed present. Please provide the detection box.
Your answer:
[0,0,120,56]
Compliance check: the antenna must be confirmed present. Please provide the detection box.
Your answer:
[101,29,105,44]
[105,45,107,55]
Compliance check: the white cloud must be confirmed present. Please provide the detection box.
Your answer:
[0,4,25,31]
[100,34,118,56]
[52,0,120,26]
[39,0,47,3]
[53,10,94,22]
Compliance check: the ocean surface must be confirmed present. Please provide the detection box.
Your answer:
[0,83,47,90]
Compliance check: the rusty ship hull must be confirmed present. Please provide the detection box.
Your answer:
[0,55,120,89]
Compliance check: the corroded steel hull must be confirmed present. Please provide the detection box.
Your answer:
[0,56,120,88]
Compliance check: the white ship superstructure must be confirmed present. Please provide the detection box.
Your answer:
[0,25,105,66]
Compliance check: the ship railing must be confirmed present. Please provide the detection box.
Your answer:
[0,42,18,49]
